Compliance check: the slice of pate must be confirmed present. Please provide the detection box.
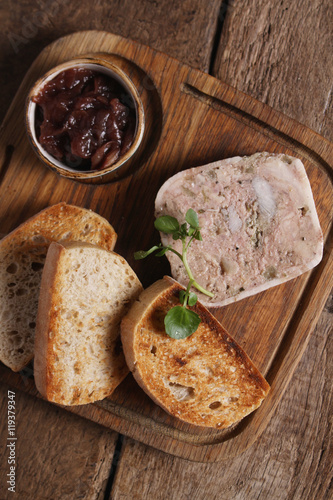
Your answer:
[155,152,323,307]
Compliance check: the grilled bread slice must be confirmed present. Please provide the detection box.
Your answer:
[0,203,117,372]
[121,276,270,428]
[34,241,143,405]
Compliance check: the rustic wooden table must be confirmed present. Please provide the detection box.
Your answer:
[0,1,332,499]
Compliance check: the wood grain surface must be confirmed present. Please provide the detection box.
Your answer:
[0,0,221,122]
[0,382,117,499]
[111,297,333,500]
[214,0,333,142]
[0,0,332,498]
[0,29,331,463]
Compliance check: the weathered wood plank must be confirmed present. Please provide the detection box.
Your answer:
[0,3,222,497]
[110,0,333,496]
[0,381,117,499]
[1,30,331,462]
[0,0,332,497]
[214,0,333,142]
[110,299,333,499]
[0,4,223,497]
[0,0,221,122]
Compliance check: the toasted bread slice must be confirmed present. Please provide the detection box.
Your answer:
[34,241,143,405]
[0,203,117,372]
[121,276,270,428]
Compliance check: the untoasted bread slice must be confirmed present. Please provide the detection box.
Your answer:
[0,203,117,372]
[34,241,143,405]
[121,276,270,428]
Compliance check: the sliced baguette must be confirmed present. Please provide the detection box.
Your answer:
[121,276,270,428]
[34,241,143,405]
[0,203,117,372]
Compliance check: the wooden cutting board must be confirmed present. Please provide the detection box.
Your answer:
[0,30,332,463]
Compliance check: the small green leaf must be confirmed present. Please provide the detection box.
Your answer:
[188,292,198,306]
[194,229,202,241]
[178,290,186,304]
[186,208,200,229]
[164,306,201,339]
[154,215,179,234]
[134,246,161,260]
[180,223,188,238]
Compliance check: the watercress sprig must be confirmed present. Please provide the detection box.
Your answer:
[134,208,214,339]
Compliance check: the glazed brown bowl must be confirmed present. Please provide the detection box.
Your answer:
[26,56,145,183]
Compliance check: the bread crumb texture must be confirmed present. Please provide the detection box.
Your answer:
[0,249,45,370]
[0,203,117,372]
[43,245,142,405]
[131,283,269,428]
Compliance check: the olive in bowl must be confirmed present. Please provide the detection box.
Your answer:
[26,56,145,183]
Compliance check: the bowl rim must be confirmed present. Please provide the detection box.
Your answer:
[25,55,145,180]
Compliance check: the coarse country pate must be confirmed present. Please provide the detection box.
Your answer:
[155,152,323,307]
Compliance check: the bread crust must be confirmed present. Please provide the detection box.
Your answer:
[121,276,270,428]
[34,242,64,399]
[2,202,117,252]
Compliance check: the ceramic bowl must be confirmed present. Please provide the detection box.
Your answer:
[26,56,145,183]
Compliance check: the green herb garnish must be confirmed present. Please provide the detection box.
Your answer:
[134,209,214,339]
